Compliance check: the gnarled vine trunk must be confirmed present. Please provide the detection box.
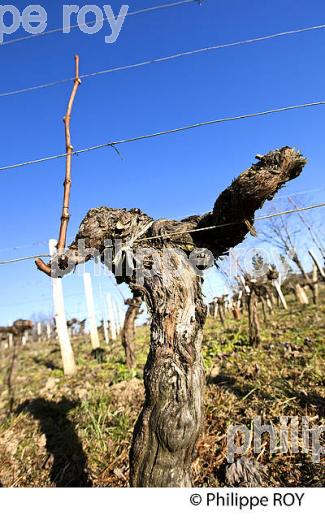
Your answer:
[122,295,142,369]
[36,147,307,487]
[217,297,226,326]
[130,250,206,486]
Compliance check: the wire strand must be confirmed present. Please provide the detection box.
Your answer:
[0,0,197,46]
[173,186,325,221]
[1,187,324,253]
[0,203,324,264]
[1,100,325,173]
[138,203,325,242]
[2,21,325,98]
[0,254,51,265]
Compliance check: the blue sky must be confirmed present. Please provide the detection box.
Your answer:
[1,0,325,325]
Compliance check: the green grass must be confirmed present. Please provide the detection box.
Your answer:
[0,293,324,487]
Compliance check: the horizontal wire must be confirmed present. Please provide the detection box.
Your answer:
[0,0,197,47]
[171,186,325,221]
[1,100,325,173]
[0,203,324,265]
[138,202,325,242]
[0,254,51,265]
[1,186,324,254]
[0,237,75,255]
[255,202,325,221]
[0,240,49,254]
[0,78,74,98]
[2,21,325,98]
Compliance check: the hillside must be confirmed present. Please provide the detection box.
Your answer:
[0,296,324,487]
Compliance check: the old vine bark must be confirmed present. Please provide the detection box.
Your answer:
[37,147,307,486]
[122,295,142,369]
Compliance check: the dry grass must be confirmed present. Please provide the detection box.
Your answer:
[0,295,324,487]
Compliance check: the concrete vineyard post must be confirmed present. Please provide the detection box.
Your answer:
[49,239,77,376]
[83,272,100,350]
[106,293,117,341]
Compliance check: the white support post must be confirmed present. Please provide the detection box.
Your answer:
[37,322,42,342]
[295,284,309,305]
[103,318,109,345]
[309,249,325,279]
[312,264,319,304]
[98,277,109,345]
[111,298,119,334]
[83,272,100,350]
[106,293,117,341]
[46,323,51,340]
[239,274,250,295]
[117,302,125,331]
[273,280,288,310]
[49,239,77,376]
[113,299,123,333]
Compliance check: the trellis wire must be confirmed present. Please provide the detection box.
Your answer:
[1,100,325,173]
[0,0,197,47]
[2,21,325,98]
[0,203,324,265]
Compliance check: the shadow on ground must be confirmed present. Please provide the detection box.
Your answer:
[32,357,60,371]
[208,373,268,399]
[291,391,325,416]
[16,398,92,487]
